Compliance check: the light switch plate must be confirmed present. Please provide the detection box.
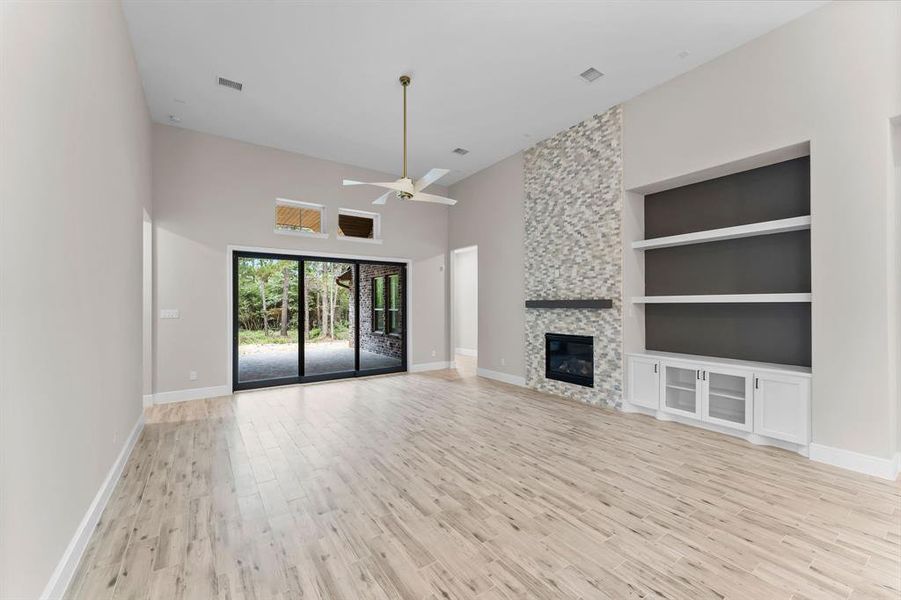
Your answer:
[160,309,179,319]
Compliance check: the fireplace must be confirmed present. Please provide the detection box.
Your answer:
[545,333,594,387]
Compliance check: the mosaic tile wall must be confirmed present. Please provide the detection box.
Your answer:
[523,105,623,406]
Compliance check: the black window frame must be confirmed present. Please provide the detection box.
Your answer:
[371,275,386,334]
[387,273,401,336]
[232,250,407,391]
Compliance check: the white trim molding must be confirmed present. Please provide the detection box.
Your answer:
[153,385,231,405]
[455,347,478,357]
[142,394,153,408]
[410,361,451,372]
[41,413,145,600]
[477,368,526,387]
[809,444,901,481]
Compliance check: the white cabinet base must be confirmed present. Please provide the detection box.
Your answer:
[625,350,811,456]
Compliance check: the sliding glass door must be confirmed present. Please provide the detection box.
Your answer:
[233,251,406,390]
[358,262,405,373]
[235,255,300,388]
[303,259,355,379]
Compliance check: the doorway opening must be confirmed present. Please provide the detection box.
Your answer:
[232,250,407,390]
[451,245,478,377]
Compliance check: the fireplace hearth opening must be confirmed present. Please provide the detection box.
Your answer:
[545,333,594,387]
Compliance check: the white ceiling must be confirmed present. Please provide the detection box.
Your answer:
[123,1,825,185]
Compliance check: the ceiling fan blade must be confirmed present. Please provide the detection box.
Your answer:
[411,191,457,206]
[414,168,450,192]
[343,179,413,193]
[372,191,391,205]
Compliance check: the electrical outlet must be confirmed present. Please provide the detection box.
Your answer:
[189,370,197,381]
[431,349,436,357]
[160,308,179,319]
[501,357,506,366]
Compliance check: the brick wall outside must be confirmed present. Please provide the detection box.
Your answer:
[358,263,404,359]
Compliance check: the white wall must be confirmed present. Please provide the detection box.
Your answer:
[622,0,901,459]
[0,2,151,597]
[452,247,478,354]
[449,153,525,380]
[152,125,450,394]
[143,211,153,400]
[893,120,901,454]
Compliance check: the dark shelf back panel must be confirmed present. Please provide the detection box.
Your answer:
[645,156,810,238]
[643,155,811,366]
[646,303,812,367]
[645,230,811,295]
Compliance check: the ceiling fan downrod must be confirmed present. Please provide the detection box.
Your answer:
[399,74,411,198]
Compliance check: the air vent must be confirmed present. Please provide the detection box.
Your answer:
[452,147,469,155]
[218,77,243,91]
[579,67,604,83]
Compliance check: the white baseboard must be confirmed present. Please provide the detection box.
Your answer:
[41,413,145,600]
[809,443,901,481]
[142,394,153,407]
[409,361,451,372]
[477,368,526,387]
[455,347,478,357]
[153,385,231,405]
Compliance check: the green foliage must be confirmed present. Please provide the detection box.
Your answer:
[238,329,299,345]
[237,257,352,342]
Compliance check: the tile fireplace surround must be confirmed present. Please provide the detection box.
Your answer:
[523,105,623,407]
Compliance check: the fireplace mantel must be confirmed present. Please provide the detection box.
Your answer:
[525,299,613,309]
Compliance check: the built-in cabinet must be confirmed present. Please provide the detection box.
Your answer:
[627,351,810,447]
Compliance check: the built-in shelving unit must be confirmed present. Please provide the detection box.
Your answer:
[625,153,813,457]
[631,293,811,304]
[631,215,811,251]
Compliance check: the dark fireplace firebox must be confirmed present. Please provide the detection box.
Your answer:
[545,333,594,387]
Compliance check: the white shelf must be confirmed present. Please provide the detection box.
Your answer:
[666,383,696,393]
[629,350,812,376]
[709,387,746,401]
[631,293,811,304]
[632,216,811,251]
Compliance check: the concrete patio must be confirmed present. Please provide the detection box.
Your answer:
[238,341,402,382]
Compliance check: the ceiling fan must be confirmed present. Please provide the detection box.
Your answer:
[343,75,457,206]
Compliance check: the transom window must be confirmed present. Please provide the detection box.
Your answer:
[338,208,381,243]
[275,199,327,238]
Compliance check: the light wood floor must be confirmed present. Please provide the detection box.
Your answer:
[67,367,900,600]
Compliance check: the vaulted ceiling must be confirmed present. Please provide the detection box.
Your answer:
[123,1,825,185]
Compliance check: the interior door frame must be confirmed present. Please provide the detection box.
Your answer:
[229,245,410,392]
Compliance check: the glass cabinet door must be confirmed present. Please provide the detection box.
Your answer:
[704,367,753,431]
[661,362,701,418]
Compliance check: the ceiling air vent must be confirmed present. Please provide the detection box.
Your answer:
[218,76,243,91]
[579,67,604,83]
[452,147,469,155]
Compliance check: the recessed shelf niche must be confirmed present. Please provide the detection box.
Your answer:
[637,156,811,367]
